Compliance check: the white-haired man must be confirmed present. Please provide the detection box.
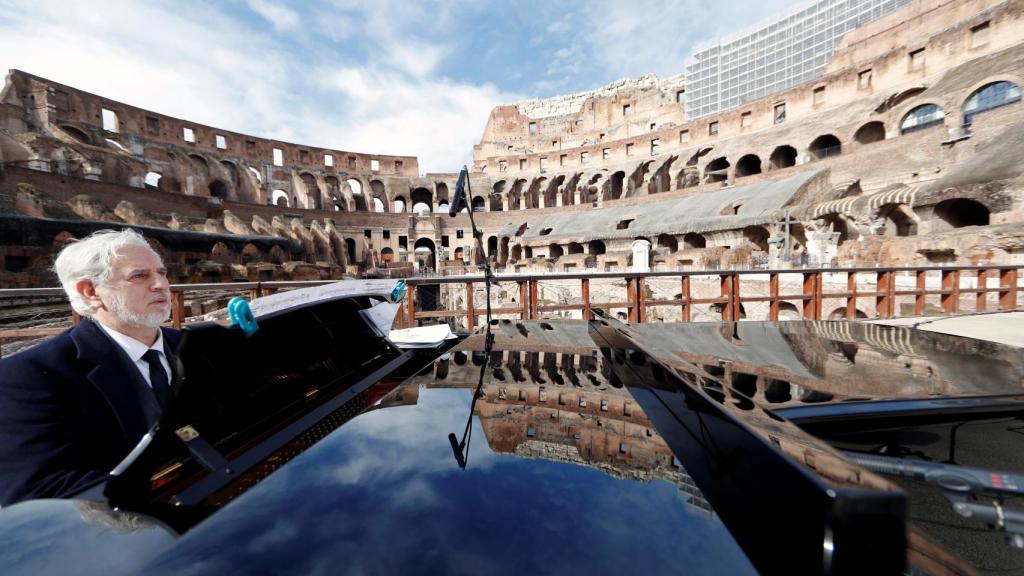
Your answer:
[0,228,179,506]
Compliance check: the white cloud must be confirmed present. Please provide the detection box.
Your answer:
[246,0,300,33]
[0,0,519,173]
[0,0,805,173]
[317,67,518,172]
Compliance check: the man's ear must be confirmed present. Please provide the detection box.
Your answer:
[76,279,104,310]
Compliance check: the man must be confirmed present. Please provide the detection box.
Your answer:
[0,229,178,506]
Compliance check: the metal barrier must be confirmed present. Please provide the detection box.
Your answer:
[1,266,1022,357]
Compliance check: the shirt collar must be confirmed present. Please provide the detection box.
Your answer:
[95,320,164,363]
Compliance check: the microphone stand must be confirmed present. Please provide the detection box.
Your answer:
[448,167,494,470]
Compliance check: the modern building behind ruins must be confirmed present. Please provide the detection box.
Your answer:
[2,0,1024,291]
[685,0,915,119]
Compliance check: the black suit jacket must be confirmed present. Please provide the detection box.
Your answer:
[0,319,179,506]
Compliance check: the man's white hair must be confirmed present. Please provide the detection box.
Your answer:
[54,229,159,317]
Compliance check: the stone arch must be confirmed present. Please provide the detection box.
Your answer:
[704,157,730,183]
[853,121,886,145]
[656,234,678,253]
[734,154,762,178]
[544,175,565,208]
[411,187,433,214]
[211,241,233,263]
[567,242,584,255]
[508,179,527,209]
[208,179,229,200]
[220,160,242,187]
[525,177,546,209]
[188,154,209,174]
[932,198,989,230]
[777,301,801,320]
[828,307,868,320]
[344,179,366,210]
[490,180,507,211]
[682,233,706,249]
[562,173,582,205]
[769,145,797,170]
[271,189,289,207]
[345,238,357,263]
[821,213,858,244]
[604,171,625,201]
[471,196,486,212]
[324,176,344,210]
[268,244,287,264]
[963,80,1021,125]
[808,134,841,160]
[372,197,386,212]
[370,179,388,211]
[743,226,770,252]
[381,247,395,263]
[548,243,564,258]
[900,104,944,135]
[581,173,603,204]
[499,237,510,265]
[414,237,436,271]
[241,243,262,264]
[627,161,652,197]
[511,244,523,261]
[435,182,450,204]
[296,173,319,210]
[393,196,406,213]
[58,124,92,145]
[877,203,918,237]
[588,240,606,255]
[487,235,498,258]
[648,156,677,194]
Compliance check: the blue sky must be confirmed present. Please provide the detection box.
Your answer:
[0,0,794,173]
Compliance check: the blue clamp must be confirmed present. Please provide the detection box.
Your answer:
[227,297,259,337]
[391,280,407,303]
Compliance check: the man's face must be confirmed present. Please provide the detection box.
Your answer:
[98,245,171,328]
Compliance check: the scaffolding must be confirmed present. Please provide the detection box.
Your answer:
[685,0,914,119]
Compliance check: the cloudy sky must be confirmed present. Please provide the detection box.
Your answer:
[0,0,794,173]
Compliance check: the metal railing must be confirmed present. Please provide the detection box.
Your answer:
[1,265,1022,357]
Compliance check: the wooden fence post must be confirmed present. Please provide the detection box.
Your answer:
[465,282,475,331]
[581,278,591,320]
[1000,268,1019,310]
[680,275,691,322]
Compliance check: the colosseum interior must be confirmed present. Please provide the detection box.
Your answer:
[1,0,1023,325]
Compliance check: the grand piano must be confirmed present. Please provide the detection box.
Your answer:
[0,279,1021,575]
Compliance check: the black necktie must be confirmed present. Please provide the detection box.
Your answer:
[142,349,172,409]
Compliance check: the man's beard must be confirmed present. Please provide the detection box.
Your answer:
[106,290,171,329]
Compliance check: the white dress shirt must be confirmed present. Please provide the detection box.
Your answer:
[95,322,172,388]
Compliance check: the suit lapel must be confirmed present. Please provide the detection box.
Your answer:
[72,319,158,441]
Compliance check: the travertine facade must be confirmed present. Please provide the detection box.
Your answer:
[2,0,1024,289]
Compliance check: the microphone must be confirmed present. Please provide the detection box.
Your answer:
[449,166,468,217]
[448,432,466,469]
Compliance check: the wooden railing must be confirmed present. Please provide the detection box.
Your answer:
[393,265,1022,330]
[1,265,1021,357]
